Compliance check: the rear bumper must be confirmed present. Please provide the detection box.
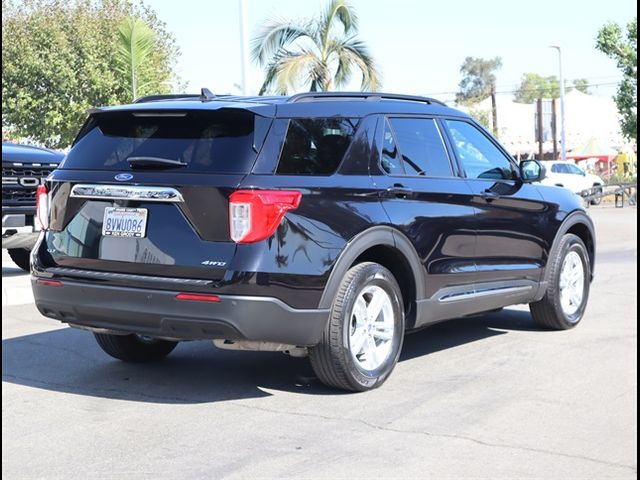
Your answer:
[31,279,330,346]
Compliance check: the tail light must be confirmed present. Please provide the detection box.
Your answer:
[36,279,63,287]
[35,185,49,230]
[176,293,221,302]
[229,190,302,243]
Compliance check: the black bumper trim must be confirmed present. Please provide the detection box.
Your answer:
[32,279,330,346]
[45,267,216,287]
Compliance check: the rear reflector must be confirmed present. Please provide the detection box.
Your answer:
[229,189,302,243]
[35,184,49,230]
[36,279,63,287]
[175,293,221,302]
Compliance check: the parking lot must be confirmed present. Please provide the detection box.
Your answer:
[2,206,637,479]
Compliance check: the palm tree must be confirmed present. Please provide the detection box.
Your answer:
[116,17,156,100]
[251,0,381,95]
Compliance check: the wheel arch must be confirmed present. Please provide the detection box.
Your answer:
[566,222,595,277]
[318,226,426,330]
[543,210,596,288]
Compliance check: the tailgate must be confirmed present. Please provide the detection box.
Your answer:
[40,108,272,280]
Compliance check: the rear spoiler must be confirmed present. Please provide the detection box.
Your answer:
[133,88,216,104]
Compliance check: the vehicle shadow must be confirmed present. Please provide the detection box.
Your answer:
[401,308,543,361]
[2,308,541,404]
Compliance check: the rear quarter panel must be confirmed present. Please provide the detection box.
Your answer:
[228,174,388,308]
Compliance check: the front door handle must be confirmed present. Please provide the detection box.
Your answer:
[386,184,413,198]
[480,189,500,201]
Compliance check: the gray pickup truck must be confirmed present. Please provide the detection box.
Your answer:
[2,142,63,271]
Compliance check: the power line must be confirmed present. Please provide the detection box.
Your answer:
[494,82,619,95]
[421,81,621,98]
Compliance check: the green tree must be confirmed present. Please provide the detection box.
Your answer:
[468,106,492,130]
[573,78,591,94]
[596,17,637,140]
[514,74,592,103]
[514,73,560,103]
[116,17,157,101]
[456,56,502,104]
[2,0,181,148]
[251,0,381,95]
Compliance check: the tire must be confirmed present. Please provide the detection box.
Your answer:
[530,234,590,329]
[94,333,178,362]
[8,248,31,272]
[590,185,603,205]
[310,262,405,392]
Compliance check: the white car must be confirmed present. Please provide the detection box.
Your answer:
[539,161,604,205]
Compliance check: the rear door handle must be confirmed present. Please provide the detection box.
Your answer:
[386,184,413,198]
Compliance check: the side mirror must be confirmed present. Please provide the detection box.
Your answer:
[520,160,546,183]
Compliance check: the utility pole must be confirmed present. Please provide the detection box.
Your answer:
[550,46,566,161]
[491,83,498,137]
[552,98,558,159]
[239,0,249,95]
[536,98,544,160]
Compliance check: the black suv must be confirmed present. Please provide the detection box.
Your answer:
[2,142,63,270]
[31,91,595,391]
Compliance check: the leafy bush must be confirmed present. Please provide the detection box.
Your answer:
[605,173,637,185]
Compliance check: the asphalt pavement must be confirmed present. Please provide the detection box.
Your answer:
[2,206,637,479]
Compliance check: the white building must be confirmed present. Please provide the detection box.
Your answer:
[461,90,625,158]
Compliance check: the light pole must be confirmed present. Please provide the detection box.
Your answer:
[549,46,566,161]
[238,0,249,95]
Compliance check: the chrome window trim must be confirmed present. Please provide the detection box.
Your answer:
[70,184,184,203]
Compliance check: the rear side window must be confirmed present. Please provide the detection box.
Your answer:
[386,118,453,177]
[551,163,572,174]
[277,118,358,175]
[62,110,259,174]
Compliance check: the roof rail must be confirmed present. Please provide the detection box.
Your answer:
[287,91,446,106]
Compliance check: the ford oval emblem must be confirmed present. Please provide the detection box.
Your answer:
[115,173,133,182]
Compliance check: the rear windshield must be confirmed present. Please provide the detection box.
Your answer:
[62,110,261,174]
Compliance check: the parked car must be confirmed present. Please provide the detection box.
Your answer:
[539,160,605,205]
[30,91,595,391]
[2,142,63,271]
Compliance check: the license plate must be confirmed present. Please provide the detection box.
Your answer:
[102,207,148,238]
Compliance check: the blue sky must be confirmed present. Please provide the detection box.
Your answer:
[150,0,637,102]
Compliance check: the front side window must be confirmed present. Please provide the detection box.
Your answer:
[277,118,358,175]
[381,117,453,177]
[566,164,584,175]
[445,120,516,180]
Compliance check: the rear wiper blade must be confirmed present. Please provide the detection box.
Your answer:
[126,156,187,168]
